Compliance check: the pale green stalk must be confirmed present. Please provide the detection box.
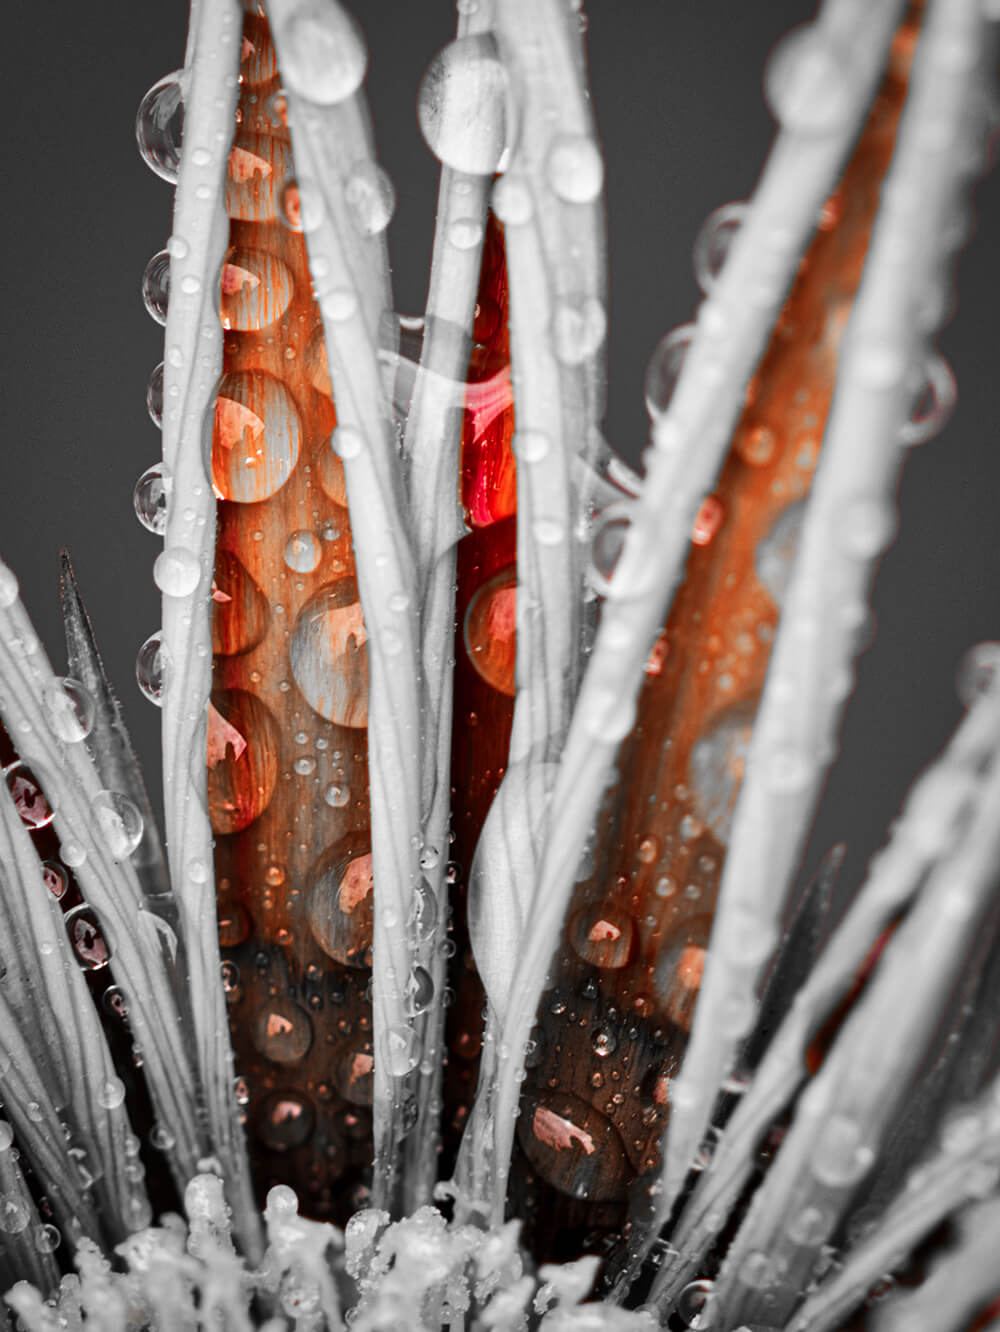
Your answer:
[265,0,421,1207]
[457,0,608,1220]
[157,0,259,1252]
[645,680,1000,1309]
[400,1,495,1211]
[0,582,200,1193]
[711,690,1000,1324]
[664,0,993,1219]
[460,0,906,1225]
[787,1071,1000,1332]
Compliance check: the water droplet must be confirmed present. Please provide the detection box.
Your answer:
[307,845,373,967]
[97,1077,126,1110]
[811,1113,874,1187]
[133,463,172,535]
[384,1024,421,1076]
[42,860,68,901]
[957,641,1000,707]
[0,1197,29,1235]
[591,1026,618,1058]
[279,176,326,232]
[448,216,485,250]
[290,582,368,728]
[404,965,435,1018]
[765,25,851,135]
[42,677,95,744]
[5,763,54,829]
[141,249,170,324]
[34,1223,61,1254]
[220,248,295,331]
[0,562,18,609]
[644,323,694,418]
[676,1278,717,1329]
[519,1095,629,1202]
[345,161,396,236]
[570,905,634,969]
[280,3,368,104]
[66,905,111,970]
[154,547,201,598]
[253,997,314,1064]
[547,134,604,203]
[325,784,350,808]
[332,425,364,461]
[0,1125,13,1153]
[900,353,956,446]
[147,362,164,427]
[206,691,280,835]
[136,631,169,706]
[284,530,322,573]
[62,841,88,870]
[492,174,533,225]
[417,35,511,175]
[552,295,607,365]
[319,286,359,323]
[693,202,746,294]
[135,72,184,183]
[836,496,897,560]
[294,756,316,777]
[588,503,631,594]
[212,370,302,504]
[409,877,440,944]
[689,703,754,845]
[756,500,804,608]
[92,790,144,859]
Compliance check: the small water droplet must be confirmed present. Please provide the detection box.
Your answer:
[147,362,165,427]
[333,425,364,460]
[67,905,111,970]
[324,783,350,808]
[409,877,440,944]
[552,295,607,365]
[693,202,746,294]
[900,353,956,446]
[284,530,322,573]
[42,677,95,744]
[404,965,435,1017]
[92,790,144,859]
[345,161,396,236]
[645,323,694,418]
[136,631,169,706]
[384,1024,421,1076]
[141,249,170,325]
[448,216,484,250]
[547,134,604,203]
[133,463,172,535]
[135,72,184,183]
[492,174,533,226]
[97,1077,127,1110]
[765,25,851,135]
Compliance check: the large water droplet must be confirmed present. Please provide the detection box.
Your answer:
[408,877,439,944]
[206,691,279,835]
[42,861,68,902]
[255,1091,315,1151]
[5,763,54,829]
[220,249,295,332]
[136,631,169,706]
[141,250,170,325]
[212,370,302,503]
[211,550,270,656]
[417,35,511,175]
[154,547,202,598]
[290,581,369,728]
[92,790,144,860]
[280,2,368,104]
[307,844,373,968]
[344,161,396,236]
[676,1278,717,1329]
[463,566,517,697]
[518,1094,629,1202]
[133,463,172,535]
[135,72,184,183]
[569,904,634,969]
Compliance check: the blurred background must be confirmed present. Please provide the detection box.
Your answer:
[0,1,998,916]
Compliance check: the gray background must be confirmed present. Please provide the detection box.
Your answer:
[1,2,998,914]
